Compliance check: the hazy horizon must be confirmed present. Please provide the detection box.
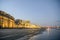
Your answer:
[0,0,60,26]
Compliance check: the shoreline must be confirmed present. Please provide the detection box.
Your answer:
[0,28,46,40]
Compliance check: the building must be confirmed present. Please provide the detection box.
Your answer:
[0,10,16,28]
[15,19,30,28]
[24,20,30,28]
[0,10,40,29]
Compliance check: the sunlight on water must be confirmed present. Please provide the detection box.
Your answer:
[46,27,51,35]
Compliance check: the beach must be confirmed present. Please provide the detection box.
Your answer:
[0,28,45,40]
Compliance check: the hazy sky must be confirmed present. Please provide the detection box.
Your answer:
[0,0,60,26]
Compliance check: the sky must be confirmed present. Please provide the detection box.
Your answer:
[0,0,60,26]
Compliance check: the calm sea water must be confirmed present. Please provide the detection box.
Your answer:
[29,28,60,40]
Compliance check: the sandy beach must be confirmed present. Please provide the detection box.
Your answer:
[0,28,45,40]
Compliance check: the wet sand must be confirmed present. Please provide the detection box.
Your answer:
[0,28,45,40]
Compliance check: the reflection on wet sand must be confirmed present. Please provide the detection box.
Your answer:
[29,29,60,40]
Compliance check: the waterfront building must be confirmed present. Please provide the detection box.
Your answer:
[24,20,30,28]
[15,19,30,28]
[0,10,40,29]
[0,10,16,28]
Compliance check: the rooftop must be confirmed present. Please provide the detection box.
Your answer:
[0,10,15,20]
